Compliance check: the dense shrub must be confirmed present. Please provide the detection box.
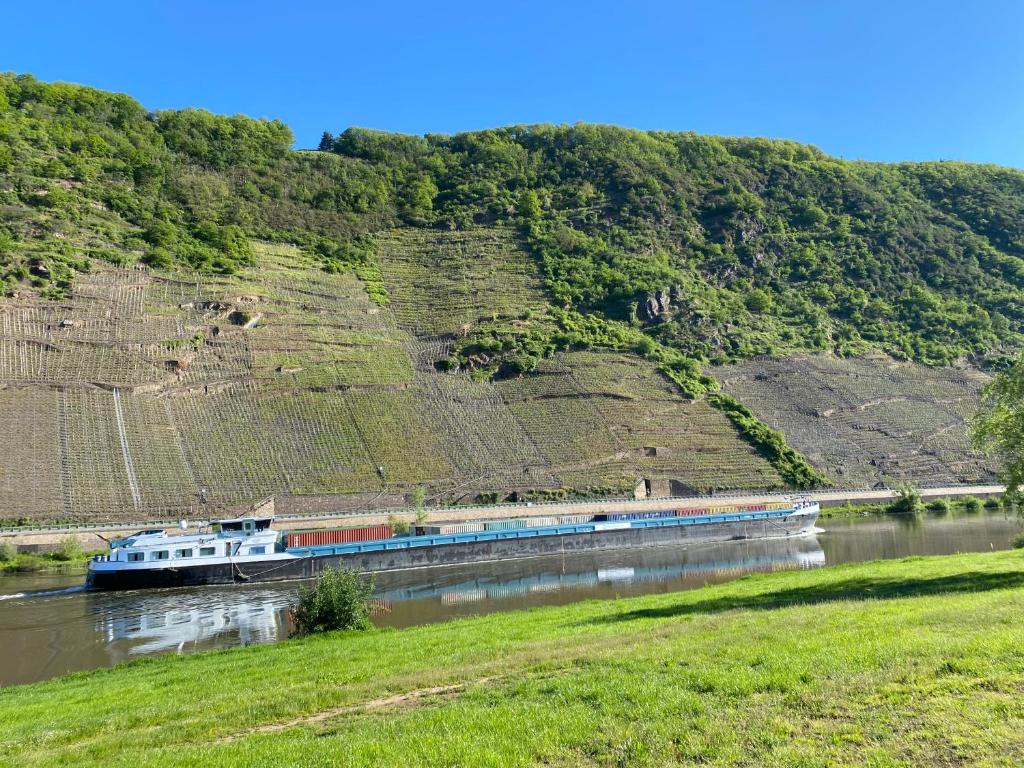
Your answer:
[961,496,983,513]
[386,514,410,536]
[926,498,951,514]
[291,566,375,636]
[51,536,82,562]
[889,484,923,515]
[0,541,16,562]
[7,74,1024,373]
[1012,531,1024,549]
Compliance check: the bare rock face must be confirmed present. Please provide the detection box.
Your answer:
[656,289,671,314]
[636,288,673,323]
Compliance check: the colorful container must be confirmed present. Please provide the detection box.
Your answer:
[419,522,487,535]
[483,519,528,531]
[523,516,561,527]
[285,524,392,549]
[596,510,680,522]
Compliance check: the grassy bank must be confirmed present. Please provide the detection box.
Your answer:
[2,551,1024,766]
[819,496,1005,519]
[0,548,100,574]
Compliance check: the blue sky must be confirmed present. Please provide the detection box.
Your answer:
[6,1,1024,166]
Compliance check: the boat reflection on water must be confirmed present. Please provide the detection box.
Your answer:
[369,533,826,623]
[91,534,826,654]
[95,591,288,656]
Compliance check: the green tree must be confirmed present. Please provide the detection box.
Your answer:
[403,176,438,219]
[52,536,83,562]
[318,131,335,151]
[410,486,426,511]
[744,288,773,313]
[973,356,1024,500]
[517,189,542,220]
[387,513,410,535]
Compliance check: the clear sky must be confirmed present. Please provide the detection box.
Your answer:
[6,1,1024,167]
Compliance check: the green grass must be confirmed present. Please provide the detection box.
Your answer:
[0,548,101,574]
[3,550,1024,766]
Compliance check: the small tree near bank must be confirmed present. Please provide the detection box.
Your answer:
[411,486,429,526]
[973,357,1024,504]
[888,484,922,515]
[387,513,410,536]
[291,566,375,636]
[0,540,16,562]
[52,536,82,562]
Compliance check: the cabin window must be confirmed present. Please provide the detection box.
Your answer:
[243,521,255,534]
[249,546,266,555]
[150,550,169,561]
[199,546,216,557]
[127,552,144,562]
[174,548,193,558]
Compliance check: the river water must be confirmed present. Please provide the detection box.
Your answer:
[1,510,1020,687]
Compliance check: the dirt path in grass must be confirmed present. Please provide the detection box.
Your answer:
[218,677,497,742]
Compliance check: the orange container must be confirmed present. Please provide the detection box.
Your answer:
[285,524,392,549]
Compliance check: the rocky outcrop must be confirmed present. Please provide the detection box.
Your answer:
[636,287,679,323]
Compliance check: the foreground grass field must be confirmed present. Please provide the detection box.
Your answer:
[2,551,1024,767]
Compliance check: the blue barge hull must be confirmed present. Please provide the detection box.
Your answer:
[86,506,818,590]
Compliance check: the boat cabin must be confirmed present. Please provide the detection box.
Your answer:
[95,516,281,565]
[212,516,275,535]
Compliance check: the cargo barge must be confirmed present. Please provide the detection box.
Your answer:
[85,498,819,591]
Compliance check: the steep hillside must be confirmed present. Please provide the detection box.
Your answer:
[0,245,783,522]
[714,355,997,487]
[0,74,1014,522]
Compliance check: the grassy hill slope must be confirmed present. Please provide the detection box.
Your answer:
[0,74,1014,521]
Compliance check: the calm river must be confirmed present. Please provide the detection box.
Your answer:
[1,510,1021,686]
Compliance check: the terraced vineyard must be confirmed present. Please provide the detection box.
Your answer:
[374,228,548,336]
[0,229,1000,524]
[714,354,998,487]
[498,352,784,494]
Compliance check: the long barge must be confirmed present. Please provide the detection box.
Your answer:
[86,498,819,591]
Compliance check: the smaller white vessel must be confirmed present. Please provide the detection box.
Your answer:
[87,515,296,590]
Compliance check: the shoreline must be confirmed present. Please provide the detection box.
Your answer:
[0,484,1004,552]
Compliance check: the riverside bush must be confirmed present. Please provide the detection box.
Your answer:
[889,484,923,515]
[52,536,82,562]
[961,496,983,513]
[1013,531,1024,549]
[291,566,375,636]
[0,541,15,562]
[926,498,950,514]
